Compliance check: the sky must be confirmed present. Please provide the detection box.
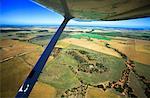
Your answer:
[1,0,150,28]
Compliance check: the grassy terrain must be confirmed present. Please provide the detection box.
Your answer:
[38,45,126,97]
[128,72,147,98]
[134,62,150,80]
[67,45,126,83]
[39,49,80,88]
[39,52,81,97]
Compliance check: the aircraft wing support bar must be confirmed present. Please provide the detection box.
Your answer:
[15,17,71,98]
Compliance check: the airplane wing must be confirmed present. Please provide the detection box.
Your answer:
[33,0,150,20]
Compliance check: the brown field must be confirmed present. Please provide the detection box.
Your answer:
[0,39,55,98]
[1,57,31,97]
[108,38,150,65]
[0,39,43,60]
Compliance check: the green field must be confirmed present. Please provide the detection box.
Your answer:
[70,33,111,40]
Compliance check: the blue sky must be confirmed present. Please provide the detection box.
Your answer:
[1,0,150,28]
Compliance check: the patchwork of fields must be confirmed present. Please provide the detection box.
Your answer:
[0,27,150,98]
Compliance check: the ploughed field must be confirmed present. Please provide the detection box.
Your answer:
[0,27,150,98]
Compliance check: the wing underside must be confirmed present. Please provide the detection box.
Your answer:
[33,0,150,21]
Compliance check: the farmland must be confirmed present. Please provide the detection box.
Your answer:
[70,33,111,40]
[0,26,150,98]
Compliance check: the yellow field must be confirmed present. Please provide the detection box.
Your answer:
[61,38,120,58]
[0,39,43,60]
[61,37,150,65]
[1,57,31,98]
[0,39,56,98]
[108,38,150,65]
[86,87,123,98]
[29,82,56,98]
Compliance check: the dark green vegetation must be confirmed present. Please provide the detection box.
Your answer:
[91,31,150,40]
[29,33,69,46]
[0,29,69,46]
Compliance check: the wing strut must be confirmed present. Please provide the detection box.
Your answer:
[16,16,71,98]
